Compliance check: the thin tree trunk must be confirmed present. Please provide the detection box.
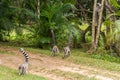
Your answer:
[91,0,97,49]
[37,0,40,35]
[105,0,111,49]
[95,0,105,50]
[37,0,40,19]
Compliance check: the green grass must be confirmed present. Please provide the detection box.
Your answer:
[0,65,47,80]
[66,49,120,72]
[0,50,9,54]
[27,47,51,56]
[0,50,13,54]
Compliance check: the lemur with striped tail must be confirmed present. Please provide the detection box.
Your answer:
[18,48,29,75]
[51,29,60,56]
[63,32,72,59]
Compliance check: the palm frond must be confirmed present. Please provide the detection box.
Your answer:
[110,0,120,9]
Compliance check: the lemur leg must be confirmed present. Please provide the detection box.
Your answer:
[18,66,21,75]
[21,67,25,75]
[68,51,71,56]
[62,52,66,59]
[23,70,26,75]
[52,51,55,56]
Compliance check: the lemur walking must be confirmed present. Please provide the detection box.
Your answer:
[51,29,60,56]
[63,46,71,58]
[52,45,60,56]
[63,32,72,59]
[18,48,29,75]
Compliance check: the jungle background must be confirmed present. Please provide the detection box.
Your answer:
[0,0,120,80]
[0,0,120,54]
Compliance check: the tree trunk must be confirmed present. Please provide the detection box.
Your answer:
[37,0,40,35]
[37,0,40,19]
[91,0,97,50]
[95,0,105,50]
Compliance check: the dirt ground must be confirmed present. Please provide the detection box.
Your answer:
[0,46,120,80]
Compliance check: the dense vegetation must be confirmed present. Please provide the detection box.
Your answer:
[0,0,120,55]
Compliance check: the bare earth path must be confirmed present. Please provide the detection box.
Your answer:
[0,46,120,80]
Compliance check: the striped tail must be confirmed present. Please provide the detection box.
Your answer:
[20,48,29,62]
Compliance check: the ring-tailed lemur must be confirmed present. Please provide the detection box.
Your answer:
[63,46,71,58]
[63,32,72,59]
[18,48,29,75]
[52,45,60,56]
[51,29,60,56]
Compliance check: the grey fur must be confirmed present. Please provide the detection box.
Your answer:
[18,48,29,75]
[52,45,60,56]
[63,46,71,59]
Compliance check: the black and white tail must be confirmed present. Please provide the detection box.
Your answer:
[20,48,29,62]
[18,48,29,75]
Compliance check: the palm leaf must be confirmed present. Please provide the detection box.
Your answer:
[110,0,120,9]
[114,20,120,41]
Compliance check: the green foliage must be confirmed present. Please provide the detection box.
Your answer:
[110,0,120,9]
[99,0,120,52]
[63,0,76,4]
[64,49,120,71]
[78,22,89,31]
[0,0,119,51]
[40,1,76,47]
[104,19,120,45]
[114,20,120,41]
[91,53,120,63]
[0,0,36,41]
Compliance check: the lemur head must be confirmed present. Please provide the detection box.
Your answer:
[97,3,102,7]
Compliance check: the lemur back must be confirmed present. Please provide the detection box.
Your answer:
[51,30,60,56]
[63,46,71,59]
[52,45,60,56]
[62,32,72,59]
[18,48,29,75]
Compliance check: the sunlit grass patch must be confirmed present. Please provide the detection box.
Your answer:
[27,47,51,56]
[66,49,120,72]
[0,50,13,54]
[0,65,47,80]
